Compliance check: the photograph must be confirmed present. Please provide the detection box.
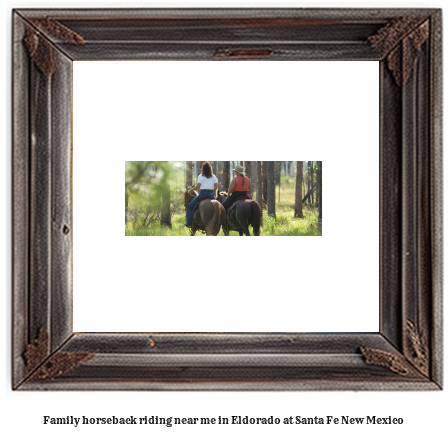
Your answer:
[125,161,322,236]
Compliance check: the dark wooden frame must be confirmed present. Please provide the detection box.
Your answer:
[12,8,442,390]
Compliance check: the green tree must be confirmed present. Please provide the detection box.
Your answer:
[222,161,230,192]
[262,161,267,208]
[317,161,322,221]
[294,161,304,218]
[256,161,263,208]
[125,161,176,228]
[186,161,193,188]
[245,161,253,198]
[267,161,275,218]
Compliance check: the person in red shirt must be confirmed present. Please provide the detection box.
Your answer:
[222,165,251,211]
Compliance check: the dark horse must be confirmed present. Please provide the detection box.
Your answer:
[217,192,262,236]
[184,190,226,236]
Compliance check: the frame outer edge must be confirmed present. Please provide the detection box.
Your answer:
[14,7,439,20]
[16,375,441,392]
[430,10,443,388]
[12,12,30,388]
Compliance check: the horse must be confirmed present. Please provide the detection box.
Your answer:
[184,190,226,236]
[217,192,262,236]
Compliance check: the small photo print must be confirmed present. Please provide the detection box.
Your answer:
[125,161,322,236]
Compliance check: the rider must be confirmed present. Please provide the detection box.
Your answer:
[222,164,251,211]
[185,161,218,228]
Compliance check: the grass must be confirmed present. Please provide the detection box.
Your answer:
[125,177,322,236]
[260,208,321,236]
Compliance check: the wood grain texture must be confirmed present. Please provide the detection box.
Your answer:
[401,33,432,377]
[50,49,73,350]
[48,41,382,61]
[29,61,52,344]
[379,60,402,350]
[12,7,443,391]
[64,333,394,355]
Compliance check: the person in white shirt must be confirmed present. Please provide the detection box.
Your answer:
[185,161,218,227]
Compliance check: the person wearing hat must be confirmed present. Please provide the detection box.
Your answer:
[184,161,218,227]
[222,164,251,211]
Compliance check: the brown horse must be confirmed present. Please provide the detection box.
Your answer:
[184,190,226,236]
[217,192,262,236]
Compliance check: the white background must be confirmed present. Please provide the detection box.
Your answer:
[73,60,379,332]
[3,2,446,438]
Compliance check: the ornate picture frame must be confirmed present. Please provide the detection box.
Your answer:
[12,8,442,390]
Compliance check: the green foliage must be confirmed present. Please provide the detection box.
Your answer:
[126,161,185,227]
[264,213,277,235]
[125,161,181,200]
[126,213,196,236]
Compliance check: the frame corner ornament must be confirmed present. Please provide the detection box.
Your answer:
[24,328,95,382]
[405,320,429,377]
[359,345,424,379]
[24,327,50,374]
[368,17,430,86]
[22,17,85,76]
